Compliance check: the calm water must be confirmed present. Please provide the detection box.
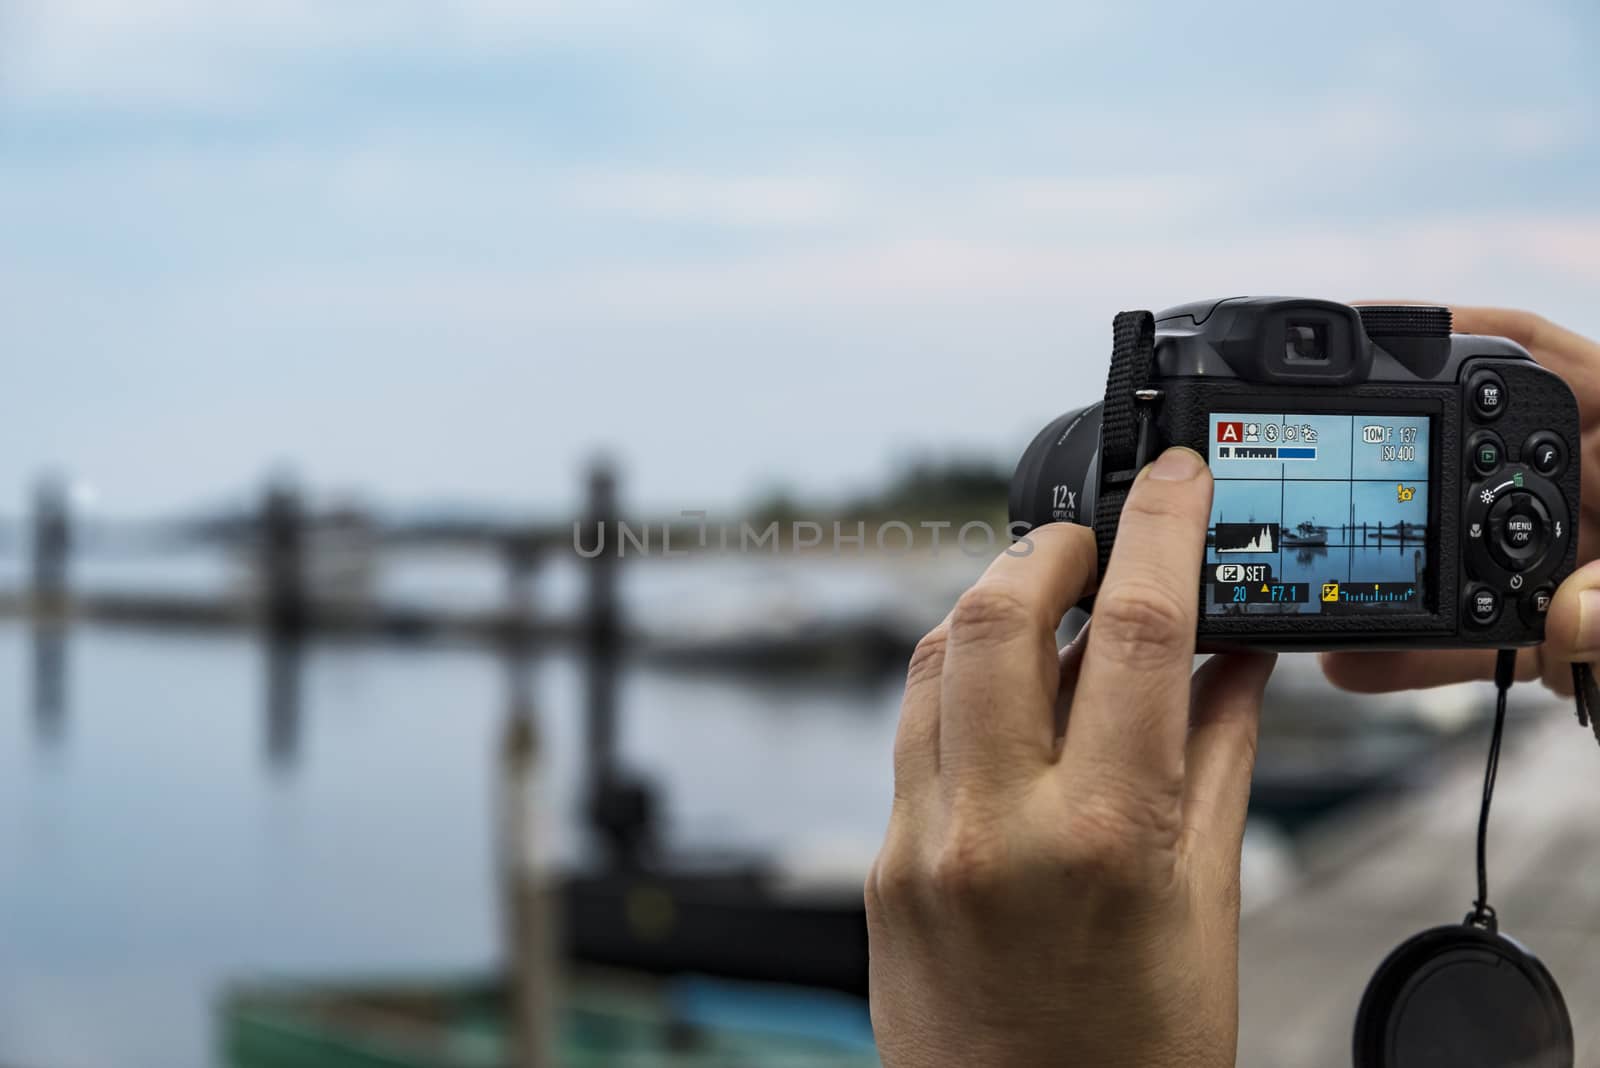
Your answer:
[0,617,903,1068]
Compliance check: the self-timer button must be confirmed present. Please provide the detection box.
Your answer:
[1469,372,1507,420]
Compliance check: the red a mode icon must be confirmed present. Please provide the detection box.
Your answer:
[1216,421,1244,443]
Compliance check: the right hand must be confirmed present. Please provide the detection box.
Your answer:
[866,447,1277,1068]
[1323,306,1600,697]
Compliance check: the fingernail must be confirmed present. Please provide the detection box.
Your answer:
[1146,446,1206,481]
[1577,589,1600,655]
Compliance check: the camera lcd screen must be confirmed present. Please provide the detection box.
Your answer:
[1204,412,1431,615]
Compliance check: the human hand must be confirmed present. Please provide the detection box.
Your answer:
[865,447,1277,1068]
[1322,306,1600,697]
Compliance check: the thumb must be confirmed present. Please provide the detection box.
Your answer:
[1536,559,1600,658]
[1540,560,1600,688]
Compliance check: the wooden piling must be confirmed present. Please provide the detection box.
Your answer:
[259,480,307,637]
[29,476,71,742]
[500,656,558,1068]
[30,475,70,619]
[578,461,656,866]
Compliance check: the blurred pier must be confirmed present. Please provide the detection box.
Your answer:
[14,467,613,645]
[5,465,922,674]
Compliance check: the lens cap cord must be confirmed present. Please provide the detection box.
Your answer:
[1354,649,1575,1067]
[1466,650,1517,931]
[1477,659,1600,933]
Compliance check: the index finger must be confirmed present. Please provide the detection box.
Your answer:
[1319,647,1539,693]
[1066,447,1212,799]
[937,523,1098,783]
[1452,305,1600,402]
[1357,301,1600,399]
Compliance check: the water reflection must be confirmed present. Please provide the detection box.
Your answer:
[30,620,68,745]
[263,637,304,773]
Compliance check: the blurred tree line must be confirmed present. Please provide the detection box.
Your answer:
[747,456,1009,548]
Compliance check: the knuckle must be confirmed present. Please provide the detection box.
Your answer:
[1037,522,1100,580]
[1063,794,1180,888]
[904,627,948,689]
[948,585,1034,645]
[1092,581,1191,665]
[866,832,923,917]
[1073,770,1184,843]
[929,822,1005,905]
[863,861,881,912]
[1061,822,1145,889]
[870,850,920,911]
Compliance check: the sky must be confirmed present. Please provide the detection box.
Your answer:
[1,1,1597,520]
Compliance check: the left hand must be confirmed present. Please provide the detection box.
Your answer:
[1322,304,1600,697]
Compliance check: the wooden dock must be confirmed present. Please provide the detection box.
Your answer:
[1238,695,1600,1066]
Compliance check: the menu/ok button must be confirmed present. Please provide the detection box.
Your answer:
[1487,491,1550,570]
[1505,511,1538,547]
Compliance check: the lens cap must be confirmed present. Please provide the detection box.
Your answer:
[1354,923,1572,1068]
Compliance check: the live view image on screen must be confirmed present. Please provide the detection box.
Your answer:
[1204,412,1432,616]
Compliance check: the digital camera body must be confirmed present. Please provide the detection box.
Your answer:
[1009,298,1581,650]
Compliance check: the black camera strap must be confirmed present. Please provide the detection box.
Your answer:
[1093,310,1157,578]
[1570,662,1600,747]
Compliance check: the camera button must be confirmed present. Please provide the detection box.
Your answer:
[1469,432,1504,476]
[1487,491,1550,570]
[1469,372,1507,420]
[1465,585,1501,627]
[1523,432,1566,477]
[1520,584,1555,629]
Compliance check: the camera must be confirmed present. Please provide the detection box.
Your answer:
[1009,298,1581,649]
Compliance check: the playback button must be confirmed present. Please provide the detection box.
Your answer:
[1469,431,1504,477]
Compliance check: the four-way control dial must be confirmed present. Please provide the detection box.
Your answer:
[1464,464,1569,592]
[1486,490,1550,570]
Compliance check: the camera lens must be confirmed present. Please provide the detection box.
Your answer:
[1285,320,1328,362]
[1009,403,1102,536]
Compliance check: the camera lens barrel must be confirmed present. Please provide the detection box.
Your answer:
[1008,403,1103,536]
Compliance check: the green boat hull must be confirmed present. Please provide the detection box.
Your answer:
[223,971,880,1068]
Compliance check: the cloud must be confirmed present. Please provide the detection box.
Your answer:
[0,1,1596,512]
[97,209,1589,343]
[565,172,861,228]
[1,0,649,109]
